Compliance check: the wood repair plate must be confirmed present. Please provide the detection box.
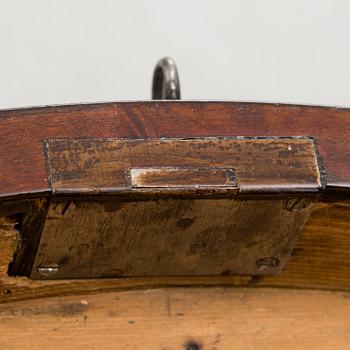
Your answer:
[29,137,321,279]
[45,137,321,194]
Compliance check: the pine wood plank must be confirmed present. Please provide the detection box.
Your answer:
[0,287,349,350]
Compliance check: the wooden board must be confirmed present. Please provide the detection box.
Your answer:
[31,197,312,278]
[0,199,350,302]
[45,137,321,194]
[0,287,349,349]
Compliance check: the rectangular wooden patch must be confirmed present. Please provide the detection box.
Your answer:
[130,167,237,188]
[44,137,321,194]
[31,197,314,279]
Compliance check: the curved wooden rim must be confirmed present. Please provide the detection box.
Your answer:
[0,101,350,198]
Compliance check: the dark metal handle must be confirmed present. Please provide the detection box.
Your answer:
[152,57,181,99]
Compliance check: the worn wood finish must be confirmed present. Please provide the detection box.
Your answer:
[0,136,315,279]
[0,101,350,198]
[0,198,49,277]
[1,287,349,350]
[0,217,19,278]
[24,136,320,279]
[131,167,237,189]
[31,197,312,279]
[0,101,349,297]
[0,200,349,302]
[46,137,320,194]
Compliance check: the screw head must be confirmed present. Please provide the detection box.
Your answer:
[285,198,311,211]
[37,263,60,277]
[256,257,280,272]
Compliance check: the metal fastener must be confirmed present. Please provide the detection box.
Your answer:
[285,198,311,211]
[37,263,60,277]
[256,257,280,272]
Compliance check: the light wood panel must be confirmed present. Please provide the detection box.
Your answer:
[0,287,349,350]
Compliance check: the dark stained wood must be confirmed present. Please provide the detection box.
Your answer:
[0,101,350,198]
[45,137,321,194]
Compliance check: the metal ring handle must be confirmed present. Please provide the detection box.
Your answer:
[152,57,181,99]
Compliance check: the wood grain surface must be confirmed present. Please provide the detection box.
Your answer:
[30,197,311,278]
[22,136,320,279]
[0,199,349,302]
[1,101,350,198]
[0,102,349,350]
[45,137,320,194]
[0,287,349,350]
[0,101,349,302]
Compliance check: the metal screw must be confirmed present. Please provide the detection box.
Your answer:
[37,263,60,277]
[256,257,280,272]
[285,198,311,211]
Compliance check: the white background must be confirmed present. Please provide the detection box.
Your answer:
[0,0,350,109]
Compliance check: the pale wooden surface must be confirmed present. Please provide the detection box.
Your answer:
[0,287,349,350]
